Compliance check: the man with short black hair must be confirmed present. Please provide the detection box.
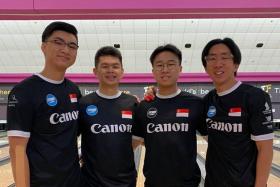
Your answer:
[7,21,81,187]
[79,46,138,187]
[202,38,273,187]
[133,44,207,187]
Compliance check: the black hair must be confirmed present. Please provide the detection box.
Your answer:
[150,44,182,65]
[95,46,122,67]
[42,21,78,42]
[201,37,241,68]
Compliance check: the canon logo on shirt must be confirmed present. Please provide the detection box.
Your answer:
[50,111,79,124]
[206,118,242,132]
[147,122,189,133]
[91,124,132,134]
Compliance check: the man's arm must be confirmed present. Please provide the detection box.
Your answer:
[132,138,144,150]
[9,136,30,187]
[254,139,273,187]
[202,135,208,142]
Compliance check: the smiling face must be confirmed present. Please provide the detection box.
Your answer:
[204,43,239,91]
[152,51,182,89]
[41,30,78,72]
[94,55,124,88]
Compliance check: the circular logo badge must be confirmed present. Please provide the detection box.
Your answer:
[86,105,98,116]
[147,108,158,118]
[207,105,216,117]
[46,94,57,107]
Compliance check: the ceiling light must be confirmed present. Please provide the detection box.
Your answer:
[256,43,263,48]
[185,43,191,48]
[114,44,120,48]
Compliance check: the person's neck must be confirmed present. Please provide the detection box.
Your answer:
[40,66,65,81]
[215,79,238,93]
[98,84,119,96]
[158,85,178,96]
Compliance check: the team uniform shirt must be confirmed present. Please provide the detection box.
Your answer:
[7,74,82,187]
[79,90,138,187]
[204,81,274,187]
[133,90,207,187]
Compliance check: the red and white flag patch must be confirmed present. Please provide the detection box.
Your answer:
[228,107,241,116]
[176,109,189,117]
[122,111,132,119]
[69,94,78,103]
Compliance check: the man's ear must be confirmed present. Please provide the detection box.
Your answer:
[41,43,46,53]
[234,64,240,72]
[93,67,97,75]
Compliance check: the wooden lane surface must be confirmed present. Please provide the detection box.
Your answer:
[273,150,280,166]
[0,146,9,159]
[0,163,14,187]
[0,142,13,187]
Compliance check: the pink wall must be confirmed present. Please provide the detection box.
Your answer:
[0,0,280,19]
[0,73,279,83]
[1,0,33,10]
[35,0,280,10]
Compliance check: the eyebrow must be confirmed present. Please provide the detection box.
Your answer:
[155,59,177,63]
[52,37,78,44]
[208,52,231,56]
[100,62,121,66]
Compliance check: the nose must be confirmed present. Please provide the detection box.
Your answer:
[213,59,224,67]
[60,44,71,53]
[161,64,169,72]
[106,66,114,72]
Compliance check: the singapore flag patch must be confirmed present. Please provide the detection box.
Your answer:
[228,107,241,117]
[176,108,189,117]
[69,94,78,103]
[122,111,132,119]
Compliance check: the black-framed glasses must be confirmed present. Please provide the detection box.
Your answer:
[153,62,178,71]
[45,38,79,50]
[205,54,234,63]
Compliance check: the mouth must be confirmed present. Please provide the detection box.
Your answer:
[160,75,171,80]
[57,55,70,61]
[105,75,117,81]
[214,71,224,76]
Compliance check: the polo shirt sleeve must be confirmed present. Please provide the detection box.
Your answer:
[247,88,274,141]
[7,85,34,138]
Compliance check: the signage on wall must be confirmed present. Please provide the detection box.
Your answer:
[258,83,280,100]
[0,87,11,103]
[0,82,280,119]
[1,82,280,102]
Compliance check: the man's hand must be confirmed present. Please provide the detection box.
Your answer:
[144,86,156,101]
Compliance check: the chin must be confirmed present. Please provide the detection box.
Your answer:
[104,81,119,86]
[158,82,174,88]
[210,76,223,82]
[57,62,73,69]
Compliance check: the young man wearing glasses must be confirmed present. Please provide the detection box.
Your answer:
[202,38,273,187]
[78,46,138,187]
[133,44,207,187]
[7,21,81,187]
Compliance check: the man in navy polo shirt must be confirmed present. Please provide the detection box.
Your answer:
[79,46,138,187]
[133,44,207,187]
[202,38,273,187]
[7,21,81,187]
